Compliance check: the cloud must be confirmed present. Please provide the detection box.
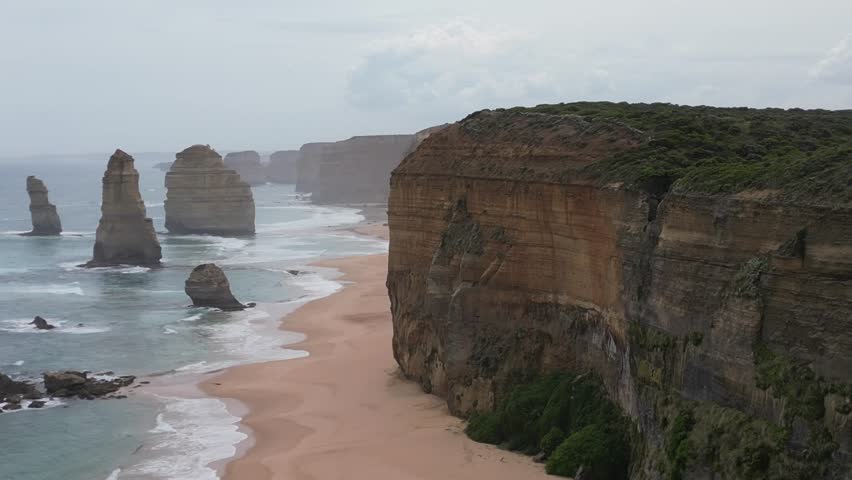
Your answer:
[810,34,852,84]
[345,19,565,111]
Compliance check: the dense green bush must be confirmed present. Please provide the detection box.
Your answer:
[464,373,630,478]
[546,423,629,479]
[504,102,852,203]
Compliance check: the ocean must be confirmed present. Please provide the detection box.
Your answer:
[0,153,387,479]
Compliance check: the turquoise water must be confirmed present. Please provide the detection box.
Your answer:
[0,154,387,479]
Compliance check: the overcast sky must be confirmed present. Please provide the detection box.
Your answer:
[1,0,851,157]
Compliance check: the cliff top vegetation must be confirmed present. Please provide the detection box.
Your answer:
[493,102,852,203]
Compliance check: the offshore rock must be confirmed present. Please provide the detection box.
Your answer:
[23,176,62,236]
[30,316,55,330]
[164,145,256,235]
[43,371,135,398]
[267,150,300,183]
[387,105,852,478]
[0,373,40,401]
[224,150,267,185]
[86,150,161,267]
[184,263,246,310]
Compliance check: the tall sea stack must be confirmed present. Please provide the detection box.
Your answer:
[86,150,161,267]
[164,145,255,235]
[23,176,62,236]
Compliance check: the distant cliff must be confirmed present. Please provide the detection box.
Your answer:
[267,150,300,183]
[164,145,255,235]
[387,103,852,479]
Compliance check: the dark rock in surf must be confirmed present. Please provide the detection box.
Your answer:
[43,371,135,398]
[184,263,246,311]
[0,373,40,401]
[28,400,46,409]
[30,316,56,330]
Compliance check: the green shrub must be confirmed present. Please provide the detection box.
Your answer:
[465,412,502,444]
[539,427,566,457]
[546,424,629,480]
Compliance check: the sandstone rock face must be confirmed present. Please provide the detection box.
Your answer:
[224,150,267,185]
[387,108,852,477]
[267,150,300,183]
[87,150,161,267]
[24,176,62,236]
[295,142,332,194]
[184,263,245,310]
[164,145,256,235]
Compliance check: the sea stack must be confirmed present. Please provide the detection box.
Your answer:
[223,150,266,185]
[164,145,256,235]
[267,150,300,183]
[24,176,62,236]
[184,263,246,310]
[86,149,161,267]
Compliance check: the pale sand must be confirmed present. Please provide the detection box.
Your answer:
[202,249,547,479]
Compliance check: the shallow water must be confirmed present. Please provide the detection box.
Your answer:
[0,154,387,479]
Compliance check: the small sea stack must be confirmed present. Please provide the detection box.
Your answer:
[164,145,256,235]
[30,316,55,330]
[224,150,266,185]
[23,176,62,236]
[86,149,162,267]
[185,263,246,310]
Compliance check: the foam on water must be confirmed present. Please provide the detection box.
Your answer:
[0,283,84,296]
[0,318,109,334]
[108,396,246,480]
[1,398,65,414]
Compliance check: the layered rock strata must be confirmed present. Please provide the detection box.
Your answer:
[387,105,852,478]
[86,150,161,267]
[184,263,246,310]
[164,145,255,235]
[23,176,62,236]
[267,150,300,183]
[224,150,267,185]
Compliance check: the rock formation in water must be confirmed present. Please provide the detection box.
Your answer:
[387,104,852,478]
[86,150,161,267]
[30,316,55,330]
[295,142,332,194]
[0,373,40,401]
[43,371,135,398]
[164,145,255,235]
[224,150,267,185]
[154,161,173,172]
[267,150,300,183]
[184,263,246,310]
[23,176,62,236]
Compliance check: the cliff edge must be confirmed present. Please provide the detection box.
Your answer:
[387,103,852,479]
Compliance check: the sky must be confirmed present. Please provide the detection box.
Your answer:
[1,0,851,157]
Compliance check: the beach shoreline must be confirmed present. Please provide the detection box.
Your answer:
[200,224,548,480]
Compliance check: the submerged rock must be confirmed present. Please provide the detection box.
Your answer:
[164,145,256,235]
[30,316,55,330]
[23,176,62,236]
[28,400,46,409]
[43,371,134,398]
[185,263,246,310]
[86,149,161,267]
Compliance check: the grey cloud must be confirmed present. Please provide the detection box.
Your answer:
[811,35,852,84]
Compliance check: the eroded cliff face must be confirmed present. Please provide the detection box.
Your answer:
[267,150,300,183]
[295,143,331,194]
[224,150,266,185]
[313,135,416,204]
[87,150,161,267]
[164,145,255,235]
[387,109,852,478]
[24,176,62,236]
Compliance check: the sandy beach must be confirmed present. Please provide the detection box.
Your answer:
[202,226,547,480]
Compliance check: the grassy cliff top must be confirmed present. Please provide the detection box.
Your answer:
[502,102,852,203]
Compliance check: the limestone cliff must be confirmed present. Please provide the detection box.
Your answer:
[267,150,300,183]
[295,142,331,194]
[23,176,62,236]
[312,135,415,204]
[387,104,852,478]
[87,150,161,267]
[224,150,267,185]
[164,145,255,235]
